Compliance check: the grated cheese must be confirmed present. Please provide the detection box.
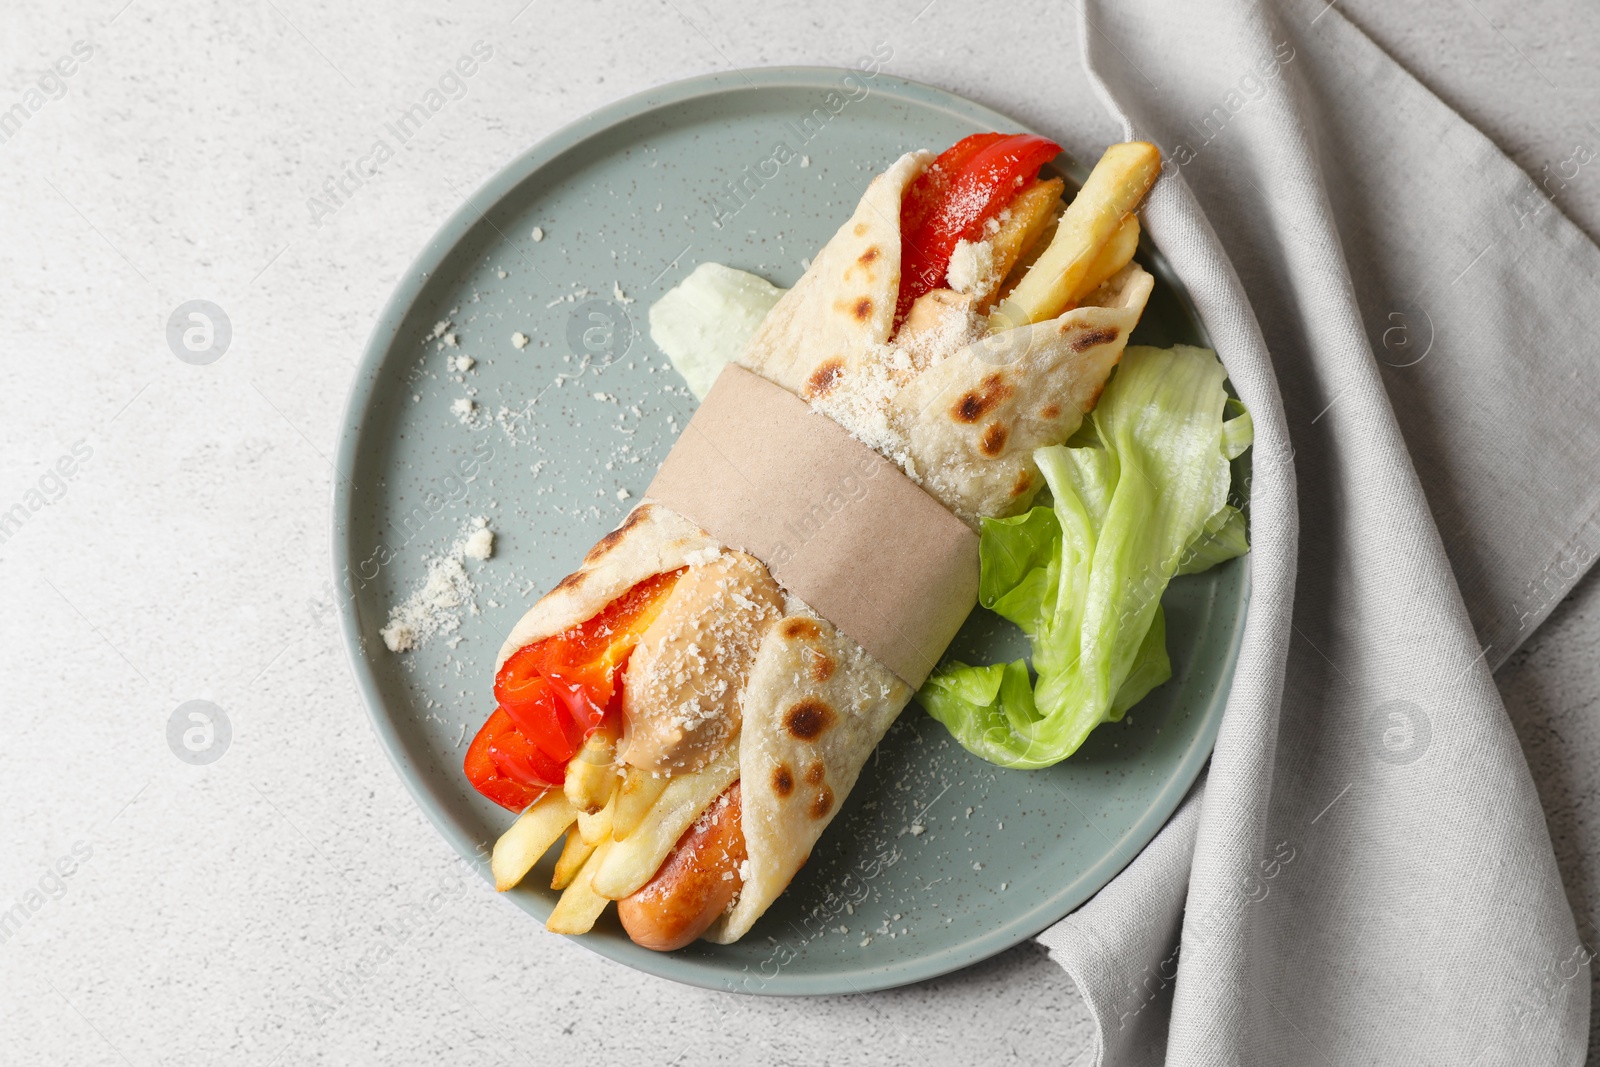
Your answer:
[380,518,496,653]
[946,237,997,296]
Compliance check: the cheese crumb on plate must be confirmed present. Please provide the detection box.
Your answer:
[380,518,497,652]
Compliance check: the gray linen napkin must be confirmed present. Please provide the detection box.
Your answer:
[1036,1,1600,1062]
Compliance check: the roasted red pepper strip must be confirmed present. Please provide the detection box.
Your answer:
[895,132,1063,326]
[498,673,585,765]
[464,707,559,812]
[467,568,685,809]
[898,132,1008,239]
[503,568,683,712]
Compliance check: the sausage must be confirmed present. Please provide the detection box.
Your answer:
[617,781,746,951]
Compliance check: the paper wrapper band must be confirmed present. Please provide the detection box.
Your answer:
[646,364,979,689]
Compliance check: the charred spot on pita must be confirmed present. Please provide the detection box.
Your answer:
[805,358,846,399]
[583,504,653,563]
[808,651,836,682]
[979,422,1008,456]
[858,246,881,265]
[784,698,836,741]
[804,760,826,786]
[780,618,821,640]
[1010,468,1033,497]
[852,297,873,321]
[1070,325,1119,352]
[585,531,625,564]
[809,786,834,819]
[1040,403,1061,420]
[853,222,869,237]
[554,569,587,592]
[952,374,1013,423]
[772,764,795,797]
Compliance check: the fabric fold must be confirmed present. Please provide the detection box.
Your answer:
[1040,0,1598,1062]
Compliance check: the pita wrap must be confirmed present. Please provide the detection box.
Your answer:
[737,151,930,403]
[495,149,1154,945]
[494,503,718,670]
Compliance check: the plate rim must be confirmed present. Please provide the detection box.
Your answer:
[332,65,1243,996]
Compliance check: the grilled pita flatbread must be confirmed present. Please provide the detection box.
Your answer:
[498,150,1153,945]
[495,503,717,670]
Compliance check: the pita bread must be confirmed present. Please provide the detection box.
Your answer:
[738,151,929,403]
[496,150,1153,945]
[494,503,717,670]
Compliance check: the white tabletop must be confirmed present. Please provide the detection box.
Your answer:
[3,1,1597,1062]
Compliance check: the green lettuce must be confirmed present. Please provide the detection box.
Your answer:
[918,345,1251,768]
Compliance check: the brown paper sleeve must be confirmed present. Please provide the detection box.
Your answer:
[645,364,979,689]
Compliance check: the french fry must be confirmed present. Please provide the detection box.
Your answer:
[491,791,577,892]
[551,824,595,890]
[992,213,1137,311]
[546,838,614,935]
[576,781,618,846]
[989,141,1161,330]
[994,216,1058,307]
[590,745,740,901]
[1068,214,1140,309]
[564,720,619,815]
[612,766,670,841]
[974,177,1064,312]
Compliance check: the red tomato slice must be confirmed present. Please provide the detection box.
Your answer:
[895,133,1062,325]
[464,707,554,811]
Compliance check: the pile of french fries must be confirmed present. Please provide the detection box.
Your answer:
[986,140,1161,330]
[490,741,739,935]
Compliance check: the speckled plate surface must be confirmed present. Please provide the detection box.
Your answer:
[333,67,1247,996]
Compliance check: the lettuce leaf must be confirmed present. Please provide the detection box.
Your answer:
[918,345,1250,768]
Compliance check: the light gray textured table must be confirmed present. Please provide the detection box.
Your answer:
[2,2,1596,1063]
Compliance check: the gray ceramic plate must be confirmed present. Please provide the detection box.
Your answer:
[333,67,1247,996]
